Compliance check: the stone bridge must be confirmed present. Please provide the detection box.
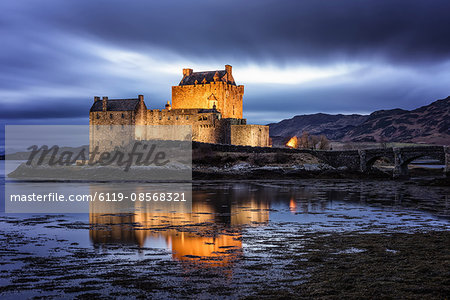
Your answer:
[309,145,449,178]
[193,142,450,178]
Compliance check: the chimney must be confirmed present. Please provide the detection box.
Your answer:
[138,94,144,104]
[183,68,193,77]
[94,96,100,102]
[225,65,232,76]
[102,96,108,112]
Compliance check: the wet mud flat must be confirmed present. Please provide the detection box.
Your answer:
[247,231,450,299]
[0,218,448,299]
[0,179,449,299]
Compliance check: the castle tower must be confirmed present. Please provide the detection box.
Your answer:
[171,65,244,119]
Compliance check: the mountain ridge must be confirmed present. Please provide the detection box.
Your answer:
[268,96,450,145]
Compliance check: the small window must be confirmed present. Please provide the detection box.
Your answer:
[159,116,162,120]
[121,113,125,118]
[110,114,113,119]
[168,116,171,120]
[96,114,100,119]
[186,116,189,120]
[176,116,178,120]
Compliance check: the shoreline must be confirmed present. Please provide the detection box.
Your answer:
[5,161,449,185]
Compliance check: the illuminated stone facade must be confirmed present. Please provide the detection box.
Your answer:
[89,65,270,147]
[172,65,243,119]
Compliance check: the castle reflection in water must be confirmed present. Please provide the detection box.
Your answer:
[88,183,325,267]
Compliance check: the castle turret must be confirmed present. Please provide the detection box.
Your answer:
[165,101,172,110]
[94,96,100,102]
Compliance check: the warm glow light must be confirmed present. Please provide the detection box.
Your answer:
[289,197,297,213]
[286,136,298,148]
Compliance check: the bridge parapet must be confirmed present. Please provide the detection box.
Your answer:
[308,146,447,178]
[192,142,448,177]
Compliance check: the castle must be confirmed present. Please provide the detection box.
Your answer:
[89,65,270,148]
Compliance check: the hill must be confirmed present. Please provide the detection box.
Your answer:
[269,96,450,145]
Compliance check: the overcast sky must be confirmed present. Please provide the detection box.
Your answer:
[1,0,449,127]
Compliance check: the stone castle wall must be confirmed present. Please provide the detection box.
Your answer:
[231,125,271,147]
[144,109,248,144]
[89,110,136,126]
[145,109,222,143]
[89,109,137,152]
[90,106,269,148]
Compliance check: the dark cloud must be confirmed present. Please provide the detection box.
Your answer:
[9,0,449,64]
[1,97,88,120]
[0,0,449,127]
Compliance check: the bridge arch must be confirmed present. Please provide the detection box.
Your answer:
[365,155,395,171]
[393,148,447,178]
[403,153,445,165]
[398,153,445,176]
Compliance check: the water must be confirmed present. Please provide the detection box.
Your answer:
[0,160,449,298]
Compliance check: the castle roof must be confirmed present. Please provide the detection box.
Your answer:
[90,98,140,112]
[179,70,236,86]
